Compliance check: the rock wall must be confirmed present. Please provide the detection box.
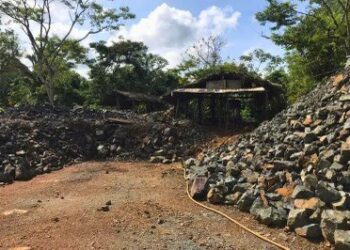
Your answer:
[185,71,350,247]
[0,106,206,184]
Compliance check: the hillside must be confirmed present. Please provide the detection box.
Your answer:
[185,70,350,248]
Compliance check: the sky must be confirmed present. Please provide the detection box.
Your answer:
[108,0,284,66]
[5,0,284,76]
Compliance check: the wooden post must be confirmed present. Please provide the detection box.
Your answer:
[184,98,189,118]
[224,97,229,129]
[210,95,216,124]
[175,95,180,118]
[198,96,203,124]
[218,97,223,127]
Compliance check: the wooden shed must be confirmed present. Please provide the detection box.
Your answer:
[103,90,166,113]
[170,72,285,127]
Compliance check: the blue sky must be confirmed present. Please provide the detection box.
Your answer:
[8,0,285,75]
[100,0,284,67]
[105,0,283,64]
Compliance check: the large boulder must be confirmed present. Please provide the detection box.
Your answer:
[287,208,313,229]
[250,198,287,227]
[237,190,256,212]
[207,186,225,204]
[291,185,314,199]
[316,182,342,204]
[0,164,15,183]
[190,176,208,200]
[320,210,350,243]
[334,230,350,250]
[295,224,322,239]
[14,161,34,181]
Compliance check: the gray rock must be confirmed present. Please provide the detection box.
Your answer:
[0,164,15,183]
[332,194,350,210]
[322,150,336,162]
[320,209,350,243]
[303,174,318,190]
[325,169,337,181]
[225,192,242,205]
[190,176,208,200]
[340,144,350,164]
[250,198,287,227]
[317,159,332,170]
[149,156,165,163]
[334,230,350,250]
[207,186,225,204]
[316,182,342,203]
[291,185,314,199]
[287,208,313,229]
[241,169,259,184]
[231,183,252,194]
[15,161,33,181]
[304,133,318,143]
[224,176,237,191]
[185,158,198,167]
[162,158,172,164]
[295,224,322,239]
[272,160,295,171]
[97,145,108,156]
[340,95,350,102]
[237,190,256,212]
[330,162,346,172]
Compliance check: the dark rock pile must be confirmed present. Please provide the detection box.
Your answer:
[185,71,350,247]
[0,106,206,184]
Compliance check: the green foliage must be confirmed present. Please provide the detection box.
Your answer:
[87,40,179,105]
[8,78,37,106]
[0,0,134,106]
[285,52,316,103]
[0,30,32,106]
[257,0,350,102]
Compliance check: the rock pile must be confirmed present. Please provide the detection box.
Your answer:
[185,70,350,247]
[0,106,206,184]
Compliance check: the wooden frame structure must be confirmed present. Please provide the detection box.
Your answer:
[171,87,269,127]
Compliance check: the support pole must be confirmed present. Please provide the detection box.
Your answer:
[198,96,203,124]
[175,96,180,118]
[210,95,216,124]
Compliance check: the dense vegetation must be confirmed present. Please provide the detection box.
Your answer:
[0,0,349,108]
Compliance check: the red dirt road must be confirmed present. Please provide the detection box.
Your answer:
[0,162,327,250]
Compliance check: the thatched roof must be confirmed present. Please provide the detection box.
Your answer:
[183,72,284,94]
[115,90,163,103]
[172,87,266,96]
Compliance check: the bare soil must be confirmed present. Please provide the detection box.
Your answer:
[0,161,328,250]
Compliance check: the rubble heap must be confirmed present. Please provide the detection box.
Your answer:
[0,106,206,184]
[185,71,350,247]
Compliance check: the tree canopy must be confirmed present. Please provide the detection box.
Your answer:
[87,40,179,105]
[257,0,350,102]
[0,0,134,106]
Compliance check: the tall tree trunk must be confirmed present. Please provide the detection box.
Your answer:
[37,59,55,107]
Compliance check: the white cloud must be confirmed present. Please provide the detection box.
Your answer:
[109,4,241,67]
[3,2,241,76]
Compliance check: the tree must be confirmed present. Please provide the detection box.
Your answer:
[0,0,134,106]
[176,35,226,83]
[185,35,225,69]
[87,40,178,105]
[0,30,34,106]
[256,0,350,101]
[257,0,350,56]
[239,48,284,76]
[257,0,350,71]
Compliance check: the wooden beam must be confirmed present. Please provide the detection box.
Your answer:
[198,96,203,124]
[210,95,216,124]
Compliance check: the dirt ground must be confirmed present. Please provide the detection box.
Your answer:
[0,161,328,250]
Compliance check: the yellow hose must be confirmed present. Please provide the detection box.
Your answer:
[185,176,290,250]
